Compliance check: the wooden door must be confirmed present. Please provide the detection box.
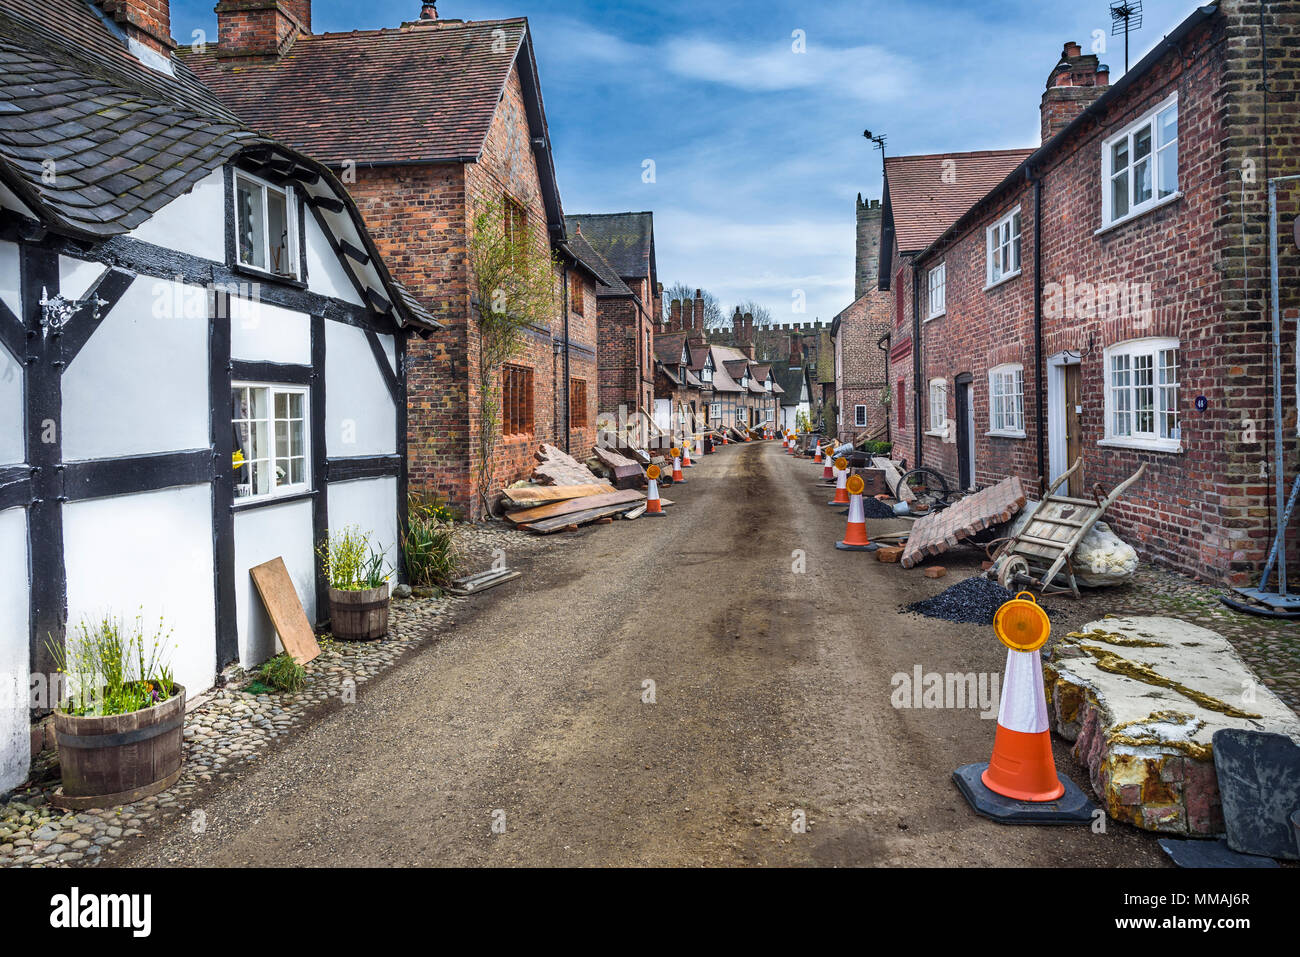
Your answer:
[1064,364,1083,497]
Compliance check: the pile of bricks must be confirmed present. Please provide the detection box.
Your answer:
[900,477,1026,569]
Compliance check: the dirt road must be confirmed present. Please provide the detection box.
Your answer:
[123,441,1166,867]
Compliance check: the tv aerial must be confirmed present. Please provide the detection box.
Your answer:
[1110,1,1143,74]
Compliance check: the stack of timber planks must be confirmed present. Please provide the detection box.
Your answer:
[499,445,672,534]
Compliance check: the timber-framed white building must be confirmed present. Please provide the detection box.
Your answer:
[0,0,438,791]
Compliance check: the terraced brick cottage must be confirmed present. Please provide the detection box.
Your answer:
[882,0,1300,585]
[564,212,661,443]
[0,0,435,791]
[187,1,601,519]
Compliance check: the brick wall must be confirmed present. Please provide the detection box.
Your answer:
[93,0,176,53]
[214,0,304,58]
[898,1,1300,585]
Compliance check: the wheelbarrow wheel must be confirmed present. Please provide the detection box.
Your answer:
[895,467,950,510]
[998,555,1030,590]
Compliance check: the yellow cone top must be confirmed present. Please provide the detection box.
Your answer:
[993,592,1051,652]
[834,457,848,471]
[846,475,865,496]
[670,447,680,458]
[647,464,661,480]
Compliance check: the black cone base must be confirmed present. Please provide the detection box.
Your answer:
[953,763,1097,825]
[836,542,879,552]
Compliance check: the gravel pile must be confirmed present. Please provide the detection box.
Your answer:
[861,497,901,520]
[903,576,1018,625]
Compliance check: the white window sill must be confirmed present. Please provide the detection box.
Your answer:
[983,271,1021,293]
[986,429,1026,440]
[1095,191,1184,236]
[925,428,950,438]
[924,311,945,322]
[1098,436,1183,454]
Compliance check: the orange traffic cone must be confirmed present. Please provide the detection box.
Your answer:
[980,594,1064,802]
[787,433,796,455]
[723,432,729,446]
[822,447,835,482]
[683,442,694,468]
[671,447,685,483]
[836,475,878,551]
[782,433,789,451]
[645,465,667,517]
[813,444,823,464]
[827,458,850,506]
[953,592,1096,824]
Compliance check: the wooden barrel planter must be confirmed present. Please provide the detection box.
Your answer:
[51,685,186,810]
[329,584,390,640]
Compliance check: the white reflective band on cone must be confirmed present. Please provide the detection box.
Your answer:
[836,470,847,488]
[647,479,659,500]
[673,458,681,469]
[997,648,1050,734]
[848,494,865,524]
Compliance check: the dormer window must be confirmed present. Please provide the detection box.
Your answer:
[701,358,714,383]
[235,171,299,280]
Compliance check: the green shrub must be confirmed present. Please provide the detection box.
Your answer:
[260,654,307,693]
[319,526,390,591]
[48,612,177,717]
[403,496,462,587]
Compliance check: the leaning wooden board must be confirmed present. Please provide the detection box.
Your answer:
[249,557,321,665]
[502,483,613,506]
[505,489,646,525]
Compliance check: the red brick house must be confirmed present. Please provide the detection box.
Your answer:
[879,0,1300,586]
[564,211,660,443]
[186,1,601,518]
[832,196,892,443]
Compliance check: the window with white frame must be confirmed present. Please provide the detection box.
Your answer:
[988,364,1025,436]
[235,172,299,279]
[701,358,714,383]
[927,262,946,319]
[231,384,309,501]
[986,208,1021,288]
[928,378,947,435]
[1104,338,1180,451]
[854,404,868,428]
[710,402,721,420]
[1102,94,1178,228]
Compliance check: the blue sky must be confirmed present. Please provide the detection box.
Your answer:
[170,0,1205,323]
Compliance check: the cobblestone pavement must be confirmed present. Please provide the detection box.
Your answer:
[0,523,551,868]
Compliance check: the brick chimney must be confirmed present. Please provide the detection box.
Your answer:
[90,0,176,57]
[670,299,683,332]
[743,312,754,341]
[1041,41,1109,144]
[420,2,439,18]
[789,333,802,365]
[732,307,743,340]
[215,0,311,60]
[693,290,705,333]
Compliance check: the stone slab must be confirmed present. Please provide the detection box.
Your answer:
[1158,837,1280,869]
[1213,729,1300,860]
[1045,616,1300,837]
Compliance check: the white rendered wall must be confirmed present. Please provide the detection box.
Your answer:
[127,169,226,263]
[230,299,311,366]
[62,277,209,462]
[304,214,363,306]
[0,240,19,320]
[0,335,22,466]
[0,507,29,793]
[59,256,107,302]
[327,476,399,580]
[325,322,396,458]
[233,499,316,668]
[63,485,217,703]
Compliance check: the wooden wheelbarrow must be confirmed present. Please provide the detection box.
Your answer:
[986,459,1147,598]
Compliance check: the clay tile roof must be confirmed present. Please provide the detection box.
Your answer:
[181,19,529,167]
[723,359,751,380]
[884,149,1033,252]
[654,330,688,364]
[564,211,656,285]
[687,344,710,371]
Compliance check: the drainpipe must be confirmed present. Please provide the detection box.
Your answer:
[1032,171,1046,492]
[912,260,922,467]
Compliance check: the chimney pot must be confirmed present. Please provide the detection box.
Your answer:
[420,2,439,18]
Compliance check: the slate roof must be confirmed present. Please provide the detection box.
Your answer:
[771,362,805,406]
[884,149,1032,253]
[564,218,632,296]
[565,211,656,286]
[0,0,435,328]
[185,17,566,240]
[654,330,689,365]
[723,359,751,382]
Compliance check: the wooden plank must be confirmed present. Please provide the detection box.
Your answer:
[502,483,612,506]
[505,489,646,525]
[249,558,321,665]
[525,503,643,534]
